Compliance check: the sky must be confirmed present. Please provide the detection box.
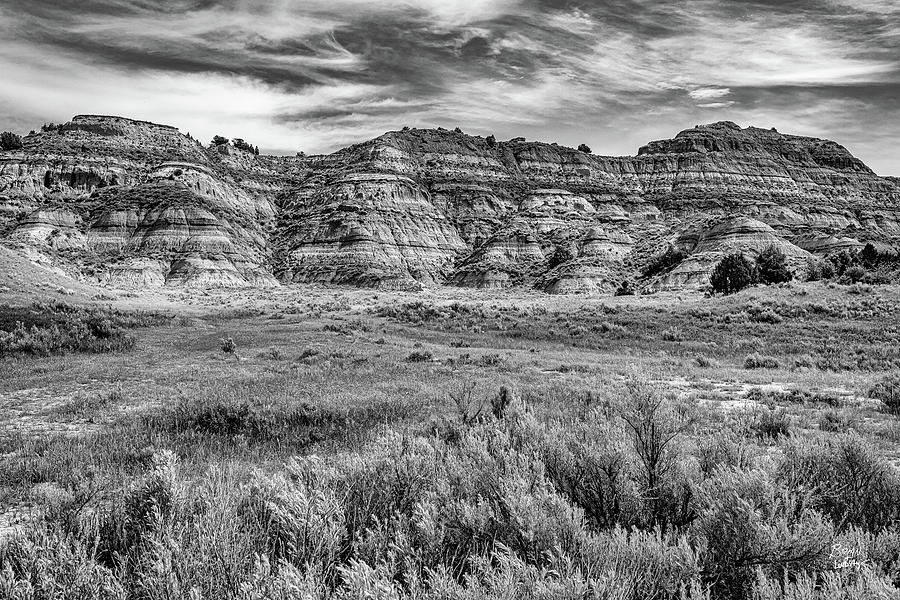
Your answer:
[0,0,898,175]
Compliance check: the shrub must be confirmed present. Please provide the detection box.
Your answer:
[710,253,755,295]
[615,280,635,296]
[575,529,703,599]
[220,336,237,355]
[755,245,793,284]
[696,430,755,476]
[617,380,695,530]
[211,135,228,146]
[641,246,687,279]
[661,326,683,342]
[242,463,345,572]
[860,242,879,267]
[843,265,867,283]
[577,143,592,153]
[485,134,496,148]
[232,138,256,153]
[744,354,780,369]
[697,468,832,600]
[828,249,859,276]
[0,131,23,150]
[752,407,790,440]
[0,529,126,599]
[405,350,433,362]
[542,415,637,530]
[779,434,900,531]
[694,355,713,368]
[818,409,853,433]
[0,303,150,357]
[869,373,900,414]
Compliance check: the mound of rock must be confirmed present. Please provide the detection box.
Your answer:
[1,115,897,293]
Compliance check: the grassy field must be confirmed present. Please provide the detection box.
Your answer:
[1,280,899,599]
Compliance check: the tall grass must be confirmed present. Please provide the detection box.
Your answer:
[4,378,900,598]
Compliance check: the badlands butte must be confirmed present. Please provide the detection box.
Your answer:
[0,115,898,294]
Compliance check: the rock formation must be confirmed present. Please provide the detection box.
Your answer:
[1,116,897,292]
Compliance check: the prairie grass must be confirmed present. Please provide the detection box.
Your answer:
[3,283,900,599]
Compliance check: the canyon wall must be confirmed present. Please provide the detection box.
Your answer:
[1,116,897,291]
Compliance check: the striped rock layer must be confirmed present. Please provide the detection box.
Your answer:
[1,116,897,291]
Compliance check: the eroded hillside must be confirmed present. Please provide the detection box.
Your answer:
[1,116,897,291]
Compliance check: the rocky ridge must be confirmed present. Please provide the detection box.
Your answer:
[1,116,897,291]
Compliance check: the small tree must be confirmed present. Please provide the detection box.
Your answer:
[828,249,857,276]
[232,138,253,152]
[755,245,792,284]
[710,253,755,295]
[860,242,879,267]
[486,134,496,148]
[0,131,23,150]
[212,135,228,146]
[577,143,592,154]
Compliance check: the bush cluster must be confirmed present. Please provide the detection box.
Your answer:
[642,246,687,279]
[710,245,794,295]
[808,244,900,284]
[4,379,900,598]
[0,131,23,150]
[0,302,157,357]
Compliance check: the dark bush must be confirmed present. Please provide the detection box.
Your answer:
[0,131,23,150]
[577,143,592,153]
[752,407,791,440]
[642,246,687,279]
[869,373,900,414]
[817,259,835,280]
[755,245,793,284]
[744,353,780,369]
[406,350,433,362]
[710,253,755,295]
[220,337,237,355]
[547,244,576,269]
[843,265,867,283]
[211,135,228,146]
[828,249,859,276]
[0,303,155,357]
[486,134,496,148]
[615,280,635,296]
[860,242,879,267]
[232,138,256,153]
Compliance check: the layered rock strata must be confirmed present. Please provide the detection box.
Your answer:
[1,116,897,292]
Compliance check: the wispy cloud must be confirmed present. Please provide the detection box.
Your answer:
[0,0,898,174]
[689,88,731,101]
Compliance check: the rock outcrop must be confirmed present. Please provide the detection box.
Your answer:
[0,116,278,286]
[1,116,897,292]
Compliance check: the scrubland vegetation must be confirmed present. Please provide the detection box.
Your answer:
[1,282,900,599]
[0,303,162,357]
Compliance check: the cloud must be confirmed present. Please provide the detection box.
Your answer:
[697,101,736,109]
[689,87,731,101]
[0,0,898,174]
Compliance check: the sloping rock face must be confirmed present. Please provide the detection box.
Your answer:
[0,115,278,286]
[656,216,813,289]
[275,173,465,286]
[1,117,898,292]
[284,123,897,291]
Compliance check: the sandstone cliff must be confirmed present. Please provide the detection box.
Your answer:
[1,116,897,292]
